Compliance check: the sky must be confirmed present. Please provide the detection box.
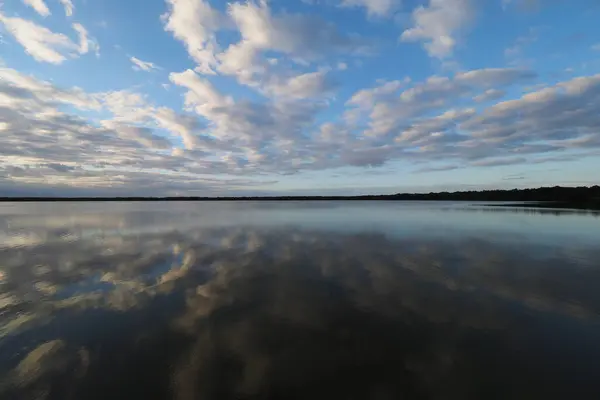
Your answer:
[1,0,600,196]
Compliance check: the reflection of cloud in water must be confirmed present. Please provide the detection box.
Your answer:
[170,232,600,399]
[0,227,600,398]
[1,339,89,399]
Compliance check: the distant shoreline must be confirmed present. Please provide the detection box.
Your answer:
[1,185,599,210]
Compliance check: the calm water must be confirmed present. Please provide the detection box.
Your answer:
[1,201,600,400]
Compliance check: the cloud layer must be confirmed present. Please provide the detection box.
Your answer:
[1,0,599,195]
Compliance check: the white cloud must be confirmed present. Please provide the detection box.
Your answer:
[218,1,365,99]
[130,56,161,72]
[170,69,232,113]
[591,43,600,52]
[162,0,224,74]
[265,70,338,99]
[337,62,348,70]
[345,68,537,142]
[456,68,536,87]
[100,122,172,149]
[169,68,325,164]
[227,1,364,62]
[0,13,78,64]
[473,88,505,103]
[400,0,473,58]
[0,66,246,194]
[153,107,204,150]
[340,0,401,17]
[22,0,51,17]
[0,67,101,111]
[72,23,99,56]
[347,79,406,108]
[59,0,75,17]
[2,60,600,194]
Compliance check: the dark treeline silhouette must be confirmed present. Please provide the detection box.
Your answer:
[1,185,600,209]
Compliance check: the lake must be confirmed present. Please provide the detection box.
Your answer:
[1,201,600,399]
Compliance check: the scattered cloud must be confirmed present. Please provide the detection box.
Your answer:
[456,68,536,86]
[59,0,75,17]
[339,0,401,18]
[415,164,460,173]
[473,88,506,103]
[347,79,406,108]
[1,59,600,194]
[400,0,473,58]
[502,173,526,180]
[347,68,536,138]
[221,0,367,72]
[72,23,99,56]
[0,0,598,194]
[0,13,78,64]
[130,56,161,72]
[22,0,51,17]
[263,70,339,99]
[162,0,225,74]
[471,157,527,167]
[100,122,172,149]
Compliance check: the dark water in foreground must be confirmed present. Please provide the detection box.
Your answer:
[1,201,600,399]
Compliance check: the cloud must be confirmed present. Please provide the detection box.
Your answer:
[262,70,339,99]
[162,0,225,74]
[339,0,401,17]
[347,79,406,108]
[130,56,161,72]
[502,173,526,180]
[0,13,79,64]
[335,69,600,169]
[415,164,460,173]
[455,68,536,87]
[226,1,366,62]
[100,122,172,149]
[169,68,327,168]
[1,45,600,196]
[0,67,231,194]
[401,0,473,58]
[591,43,600,51]
[346,68,536,138]
[22,0,51,17]
[217,0,367,93]
[462,74,600,147]
[59,0,75,17]
[473,89,506,103]
[153,107,206,150]
[470,157,527,167]
[170,68,315,137]
[165,0,367,103]
[72,23,99,56]
[169,69,232,113]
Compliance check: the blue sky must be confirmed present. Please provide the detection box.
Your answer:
[1,0,600,196]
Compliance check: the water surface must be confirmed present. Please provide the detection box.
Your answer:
[1,201,599,399]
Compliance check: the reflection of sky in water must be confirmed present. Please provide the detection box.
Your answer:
[1,202,600,399]
[1,201,599,247]
[53,272,115,299]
